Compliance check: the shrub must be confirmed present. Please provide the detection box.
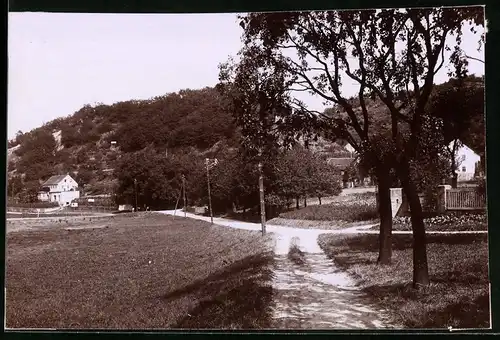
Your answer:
[422,189,439,212]
[7,201,59,209]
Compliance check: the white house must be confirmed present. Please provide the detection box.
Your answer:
[38,174,81,206]
[344,143,356,157]
[451,141,481,182]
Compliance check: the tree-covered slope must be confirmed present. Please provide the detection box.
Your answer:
[7,87,237,198]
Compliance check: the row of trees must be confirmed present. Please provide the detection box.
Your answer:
[221,7,484,287]
[113,141,341,216]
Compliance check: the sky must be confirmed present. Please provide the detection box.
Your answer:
[8,11,485,139]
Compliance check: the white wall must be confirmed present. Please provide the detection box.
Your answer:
[54,175,79,192]
[344,143,356,154]
[49,190,80,206]
[455,144,481,181]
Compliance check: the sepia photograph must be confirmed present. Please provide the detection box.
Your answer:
[6,5,488,331]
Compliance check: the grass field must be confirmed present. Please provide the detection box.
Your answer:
[318,233,490,329]
[279,193,377,221]
[6,213,274,329]
[267,217,376,230]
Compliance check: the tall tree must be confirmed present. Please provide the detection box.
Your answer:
[427,76,485,186]
[218,45,302,234]
[238,7,484,286]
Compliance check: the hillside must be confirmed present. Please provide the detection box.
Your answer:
[7,87,238,197]
[7,76,484,206]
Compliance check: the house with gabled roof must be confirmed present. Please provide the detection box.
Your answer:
[327,157,357,188]
[37,174,80,206]
[450,140,482,182]
[326,141,374,188]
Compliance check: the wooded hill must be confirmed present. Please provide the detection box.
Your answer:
[7,87,238,198]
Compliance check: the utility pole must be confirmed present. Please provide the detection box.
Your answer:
[205,158,215,224]
[258,149,266,236]
[182,175,187,217]
[134,178,138,212]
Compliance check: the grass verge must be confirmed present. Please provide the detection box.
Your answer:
[278,193,377,223]
[318,233,490,329]
[6,213,274,329]
[267,217,377,230]
[369,212,488,232]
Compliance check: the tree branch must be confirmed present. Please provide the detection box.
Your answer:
[284,29,366,139]
[465,55,485,64]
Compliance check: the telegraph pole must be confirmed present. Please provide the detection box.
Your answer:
[182,175,187,217]
[134,178,138,212]
[205,158,214,224]
[258,149,266,236]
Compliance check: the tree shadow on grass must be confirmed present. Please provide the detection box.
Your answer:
[361,281,490,328]
[162,252,275,329]
[423,294,490,329]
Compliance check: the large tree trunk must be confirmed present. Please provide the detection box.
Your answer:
[376,168,393,265]
[451,173,458,188]
[318,196,322,205]
[296,197,300,209]
[399,162,430,288]
[304,196,307,208]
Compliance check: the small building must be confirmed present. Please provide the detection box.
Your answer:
[452,141,481,182]
[344,143,356,158]
[326,157,357,188]
[118,204,133,211]
[38,174,80,206]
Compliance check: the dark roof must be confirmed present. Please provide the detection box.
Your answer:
[42,174,68,186]
[326,157,355,169]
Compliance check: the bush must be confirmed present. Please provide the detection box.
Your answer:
[7,201,59,209]
[422,189,439,212]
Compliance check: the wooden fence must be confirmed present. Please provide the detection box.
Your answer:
[446,188,486,210]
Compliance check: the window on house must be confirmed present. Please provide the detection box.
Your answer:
[462,166,466,172]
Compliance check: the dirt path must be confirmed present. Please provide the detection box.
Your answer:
[158,210,486,329]
[270,251,399,329]
[158,210,403,329]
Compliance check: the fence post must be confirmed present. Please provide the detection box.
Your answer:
[437,185,451,213]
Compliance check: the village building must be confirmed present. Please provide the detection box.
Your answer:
[37,174,80,206]
[451,140,482,182]
[326,157,357,188]
[326,141,373,188]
